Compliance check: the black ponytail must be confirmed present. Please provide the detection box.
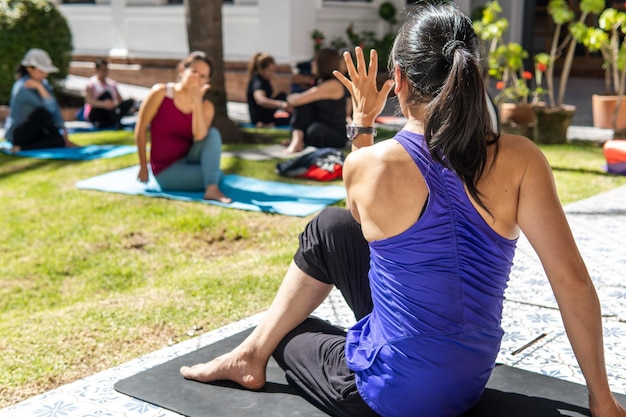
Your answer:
[391,2,498,212]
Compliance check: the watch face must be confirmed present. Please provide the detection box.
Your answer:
[346,124,356,140]
[346,125,376,140]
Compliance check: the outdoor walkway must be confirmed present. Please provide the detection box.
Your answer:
[1,183,625,416]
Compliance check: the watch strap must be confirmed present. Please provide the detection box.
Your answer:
[347,124,377,140]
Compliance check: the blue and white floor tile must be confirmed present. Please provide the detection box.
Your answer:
[2,185,625,416]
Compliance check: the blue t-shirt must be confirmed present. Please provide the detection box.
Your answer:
[345,131,518,417]
[4,76,64,142]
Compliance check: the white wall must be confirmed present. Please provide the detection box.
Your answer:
[57,0,523,65]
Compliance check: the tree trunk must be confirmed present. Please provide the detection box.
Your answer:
[183,0,255,143]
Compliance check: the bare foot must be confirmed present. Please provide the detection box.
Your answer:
[284,144,304,154]
[180,348,267,390]
[284,131,304,154]
[10,145,21,153]
[203,184,232,203]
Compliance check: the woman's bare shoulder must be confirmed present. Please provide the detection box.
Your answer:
[144,84,167,102]
[150,83,167,93]
[346,138,401,160]
[496,133,546,163]
[345,139,413,177]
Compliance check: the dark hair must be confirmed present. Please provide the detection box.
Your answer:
[315,48,341,81]
[15,65,28,78]
[391,1,498,212]
[95,58,108,69]
[246,52,276,79]
[179,51,213,79]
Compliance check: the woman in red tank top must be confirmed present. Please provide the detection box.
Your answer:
[134,51,231,203]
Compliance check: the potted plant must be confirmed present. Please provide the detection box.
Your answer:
[531,0,603,144]
[572,5,626,131]
[473,0,509,88]
[490,42,536,137]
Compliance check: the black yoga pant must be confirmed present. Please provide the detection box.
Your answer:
[251,92,290,126]
[293,207,372,319]
[273,207,380,417]
[88,91,134,128]
[12,107,65,150]
[291,104,347,149]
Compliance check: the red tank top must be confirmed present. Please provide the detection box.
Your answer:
[150,87,193,175]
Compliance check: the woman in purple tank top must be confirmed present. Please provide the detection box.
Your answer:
[135,51,231,203]
[179,3,625,417]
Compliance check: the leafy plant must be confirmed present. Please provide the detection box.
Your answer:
[491,42,532,104]
[310,2,397,70]
[541,0,604,108]
[0,0,73,105]
[472,1,509,86]
[572,6,626,97]
[311,29,325,53]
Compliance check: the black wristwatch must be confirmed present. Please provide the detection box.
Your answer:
[346,123,377,141]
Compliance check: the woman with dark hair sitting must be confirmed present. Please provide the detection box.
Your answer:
[4,48,77,152]
[135,51,231,203]
[179,3,626,417]
[284,48,348,153]
[83,58,136,129]
[246,52,291,128]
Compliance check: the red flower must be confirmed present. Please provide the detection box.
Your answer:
[496,81,505,90]
[522,71,532,80]
[537,63,547,72]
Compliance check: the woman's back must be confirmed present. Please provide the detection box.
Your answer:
[346,130,544,244]
[345,130,519,416]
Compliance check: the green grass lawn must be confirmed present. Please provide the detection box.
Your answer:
[1,130,625,407]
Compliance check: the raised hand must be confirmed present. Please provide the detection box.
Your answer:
[333,47,394,127]
[189,73,211,105]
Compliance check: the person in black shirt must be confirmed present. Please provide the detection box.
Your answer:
[284,48,348,153]
[246,53,291,128]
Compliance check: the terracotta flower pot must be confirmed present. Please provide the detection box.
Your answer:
[532,103,576,144]
[499,103,535,139]
[591,94,626,130]
[499,102,536,125]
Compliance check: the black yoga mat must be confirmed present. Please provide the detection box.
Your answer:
[115,327,626,417]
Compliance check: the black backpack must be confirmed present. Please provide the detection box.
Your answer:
[276,148,345,181]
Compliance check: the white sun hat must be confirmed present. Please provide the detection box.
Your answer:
[21,48,59,74]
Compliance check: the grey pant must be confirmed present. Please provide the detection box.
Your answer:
[155,127,224,191]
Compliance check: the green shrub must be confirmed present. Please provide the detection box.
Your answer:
[0,0,73,105]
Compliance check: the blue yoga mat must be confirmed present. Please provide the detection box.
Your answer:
[0,141,137,160]
[76,165,346,217]
[239,122,290,131]
[66,114,136,133]
[66,123,135,133]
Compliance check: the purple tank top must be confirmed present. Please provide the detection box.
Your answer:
[345,130,517,417]
[150,92,193,176]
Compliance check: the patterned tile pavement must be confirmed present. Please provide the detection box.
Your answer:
[1,185,625,417]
